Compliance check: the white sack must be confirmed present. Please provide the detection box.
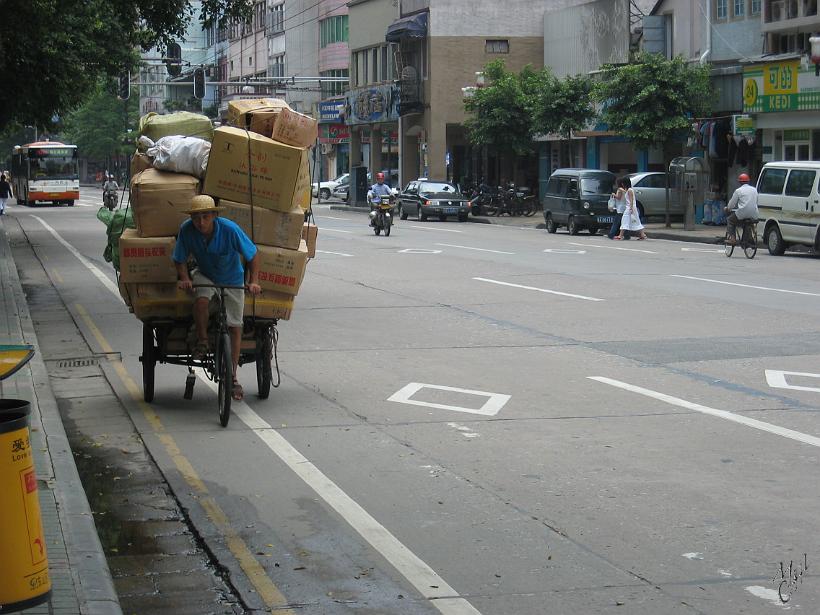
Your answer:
[147,135,211,178]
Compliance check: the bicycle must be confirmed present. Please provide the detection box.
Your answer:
[724,218,759,259]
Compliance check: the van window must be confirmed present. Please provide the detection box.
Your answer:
[758,168,788,195]
[567,179,579,196]
[545,177,561,195]
[580,174,615,194]
[784,170,816,197]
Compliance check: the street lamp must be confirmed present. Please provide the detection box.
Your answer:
[810,36,820,76]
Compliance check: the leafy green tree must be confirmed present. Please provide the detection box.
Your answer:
[531,71,595,167]
[593,52,713,227]
[0,0,252,130]
[62,82,140,160]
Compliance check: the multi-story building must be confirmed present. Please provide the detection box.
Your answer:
[281,0,321,114]
[317,0,350,181]
[221,0,270,114]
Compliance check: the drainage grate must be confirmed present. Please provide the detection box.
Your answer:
[57,358,98,368]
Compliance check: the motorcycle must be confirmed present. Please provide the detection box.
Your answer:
[368,193,394,236]
[103,190,118,211]
[468,183,500,216]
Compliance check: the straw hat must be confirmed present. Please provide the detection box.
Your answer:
[184,195,220,214]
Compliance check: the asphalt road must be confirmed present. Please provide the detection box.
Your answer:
[7,188,820,614]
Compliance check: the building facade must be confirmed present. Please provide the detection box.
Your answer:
[317,0,350,181]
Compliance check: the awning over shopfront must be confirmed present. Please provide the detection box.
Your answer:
[385,12,428,43]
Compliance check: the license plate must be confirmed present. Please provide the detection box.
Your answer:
[443,207,458,214]
[597,215,614,224]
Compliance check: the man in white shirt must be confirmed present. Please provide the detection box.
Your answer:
[725,173,759,245]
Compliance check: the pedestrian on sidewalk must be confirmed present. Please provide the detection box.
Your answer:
[615,176,647,240]
[0,173,12,215]
[608,182,630,240]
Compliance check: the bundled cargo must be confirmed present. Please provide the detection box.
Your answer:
[301,222,318,258]
[244,292,295,320]
[270,108,319,148]
[97,206,136,271]
[127,283,194,320]
[130,169,200,237]
[145,135,211,179]
[130,152,153,177]
[255,241,309,296]
[203,127,307,212]
[220,200,303,250]
[118,230,177,283]
[138,111,214,145]
[227,98,290,136]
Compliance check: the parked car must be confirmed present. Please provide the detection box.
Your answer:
[756,161,820,255]
[398,180,470,221]
[627,172,684,219]
[312,173,349,199]
[543,169,616,235]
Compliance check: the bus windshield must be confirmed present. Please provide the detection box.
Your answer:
[29,153,79,181]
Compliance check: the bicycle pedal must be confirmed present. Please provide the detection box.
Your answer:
[183,373,196,400]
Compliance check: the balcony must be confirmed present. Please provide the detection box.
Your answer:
[763,0,820,33]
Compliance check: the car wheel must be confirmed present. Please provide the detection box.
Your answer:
[588,226,598,235]
[766,225,786,256]
[417,206,427,222]
[568,216,579,235]
[546,214,557,234]
[320,188,331,199]
[400,205,408,220]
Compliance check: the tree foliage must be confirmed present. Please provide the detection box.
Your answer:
[593,52,714,153]
[464,60,538,157]
[532,73,595,143]
[0,0,252,130]
[62,82,140,160]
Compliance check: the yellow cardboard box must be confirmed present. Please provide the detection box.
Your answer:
[130,169,199,237]
[220,201,304,250]
[271,108,319,148]
[130,152,153,177]
[243,292,294,320]
[203,127,307,212]
[293,154,311,211]
[130,283,194,321]
[119,229,178,283]
[301,222,318,258]
[255,241,308,296]
[227,98,290,133]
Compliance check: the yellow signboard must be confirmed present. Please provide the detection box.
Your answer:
[763,60,799,96]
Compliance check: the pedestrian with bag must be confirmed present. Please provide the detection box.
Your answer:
[0,173,13,215]
[614,176,647,241]
[607,182,629,240]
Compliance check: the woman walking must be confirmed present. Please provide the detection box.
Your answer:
[614,176,647,240]
[0,174,13,215]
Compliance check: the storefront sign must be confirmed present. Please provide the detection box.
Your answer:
[361,131,398,146]
[318,100,344,123]
[743,60,820,113]
[344,85,399,125]
[319,123,350,144]
[732,114,755,138]
[784,129,810,141]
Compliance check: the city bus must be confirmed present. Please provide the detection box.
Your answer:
[10,142,80,206]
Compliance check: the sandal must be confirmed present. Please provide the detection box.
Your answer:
[191,339,209,360]
[231,381,244,401]
[614,236,624,240]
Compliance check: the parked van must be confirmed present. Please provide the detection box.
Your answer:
[543,169,617,235]
[756,161,820,255]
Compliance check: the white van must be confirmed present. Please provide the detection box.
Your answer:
[756,161,820,255]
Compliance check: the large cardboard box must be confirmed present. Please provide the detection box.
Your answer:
[130,283,194,321]
[293,154,311,211]
[255,241,308,296]
[227,98,290,135]
[270,108,319,148]
[220,201,304,250]
[130,152,153,177]
[244,292,294,320]
[130,169,199,237]
[301,223,318,258]
[203,127,306,212]
[119,230,178,283]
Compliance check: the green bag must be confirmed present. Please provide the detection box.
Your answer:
[97,206,135,271]
[138,111,214,147]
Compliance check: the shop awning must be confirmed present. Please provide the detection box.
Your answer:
[386,12,428,43]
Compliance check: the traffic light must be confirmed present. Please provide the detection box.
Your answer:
[193,67,206,100]
[117,72,130,100]
[165,42,182,78]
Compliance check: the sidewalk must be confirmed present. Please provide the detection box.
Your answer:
[0,218,121,615]
[327,204,727,244]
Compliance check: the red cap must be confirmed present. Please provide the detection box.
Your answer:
[738,173,750,183]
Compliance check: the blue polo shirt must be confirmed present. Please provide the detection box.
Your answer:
[173,217,257,286]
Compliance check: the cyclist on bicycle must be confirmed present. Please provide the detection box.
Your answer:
[724,173,759,245]
[173,195,262,401]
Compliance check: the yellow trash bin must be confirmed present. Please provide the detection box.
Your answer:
[0,399,51,612]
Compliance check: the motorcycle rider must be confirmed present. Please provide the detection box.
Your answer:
[368,172,393,226]
[103,174,119,209]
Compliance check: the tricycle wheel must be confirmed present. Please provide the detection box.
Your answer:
[142,324,155,402]
[256,331,273,399]
[217,332,232,427]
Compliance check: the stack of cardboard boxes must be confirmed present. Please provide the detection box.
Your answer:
[119,99,319,322]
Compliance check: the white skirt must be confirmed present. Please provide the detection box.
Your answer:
[621,208,644,231]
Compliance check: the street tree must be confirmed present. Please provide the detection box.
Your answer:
[0,0,252,131]
[593,52,714,227]
[531,71,595,167]
[464,60,539,181]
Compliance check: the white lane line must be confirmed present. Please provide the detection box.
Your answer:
[406,225,463,233]
[681,247,725,253]
[30,216,120,297]
[589,376,820,448]
[316,249,353,257]
[321,228,353,234]
[316,215,348,220]
[473,277,604,302]
[50,211,482,615]
[671,274,820,297]
[200,379,482,615]
[435,243,514,255]
[569,242,656,254]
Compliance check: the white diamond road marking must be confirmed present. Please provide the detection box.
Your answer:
[388,382,511,416]
[543,248,586,254]
[316,249,353,257]
[765,370,820,393]
[398,248,442,254]
[435,243,514,255]
[569,242,656,254]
